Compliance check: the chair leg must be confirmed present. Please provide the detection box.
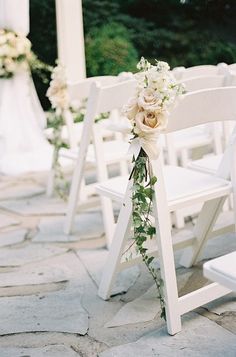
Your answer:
[154,213,181,334]
[180,148,189,167]
[180,196,226,268]
[156,214,181,335]
[119,159,129,176]
[46,168,55,197]
[173,211,185,229]
[152,161,181,335]
[100,196,116,248]
[64,159,85,235]
[98,183,132,300]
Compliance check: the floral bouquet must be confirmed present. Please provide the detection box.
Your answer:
[123,58,184,319]
[46,63,70,115]
[123,57,184,159]
[0,29,32,79]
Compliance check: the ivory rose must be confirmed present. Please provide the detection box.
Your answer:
[133,111,167,159]
[122,96,138,121]
[134,111,167,135]
[138,88,162,111]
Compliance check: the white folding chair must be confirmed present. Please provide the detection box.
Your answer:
[188,71,236,175]
[96,87,236,335]
[46,75,128,198]
[229,63,236,73]
[63,79,137,246]
[204,251,236,291]
[164,74,229,228]
[164,75,227,168]
[172,63,228,80]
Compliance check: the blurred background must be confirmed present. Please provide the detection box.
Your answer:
[29,0,236,109]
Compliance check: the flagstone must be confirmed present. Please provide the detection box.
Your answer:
[77,249,140,296]
[0,229,26,247]
[203,232,236,261]
[0,182,45,200]
[0,196,66,216]
[105,270,192,327]
[0,287,88,335]
[0,252,81,287]
[0,244,67,267]
[0,259,69,287]
[0,214,20,229]
[33,212,104,242]
[204,293,236,315]
[100,313,236,357]
[0,345,80,357]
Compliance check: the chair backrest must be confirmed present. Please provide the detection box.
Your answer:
[182,75,226,92]
[67,75,118,101]
[229,63,236,73]
[167,87,236,133]
[62,76,119,148]
[173,64,227,80]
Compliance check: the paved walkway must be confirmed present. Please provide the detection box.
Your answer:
[0,172,236,356]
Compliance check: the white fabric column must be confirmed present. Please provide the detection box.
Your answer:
[0,0,29,35]
[0,0,52,175]
[55,0,86,82]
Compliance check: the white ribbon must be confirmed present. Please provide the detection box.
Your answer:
[129,134,162,160]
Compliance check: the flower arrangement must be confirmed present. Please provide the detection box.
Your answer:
[46,63,71,199]
[123,57,184,319]
[0,29,32,79]
[46,63,70,115]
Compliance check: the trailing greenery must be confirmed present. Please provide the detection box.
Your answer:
[131,149,165,319]
[47,112,69,200]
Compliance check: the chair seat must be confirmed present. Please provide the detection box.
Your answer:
[188,155,222,174]
[60,140,130,164]
[96,165,231,211]
[45,121,113,144]
[204,252,236,291]
[170,126,211,150]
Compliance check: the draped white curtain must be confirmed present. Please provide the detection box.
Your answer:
[0,0,52,175]
[0,0,29,35]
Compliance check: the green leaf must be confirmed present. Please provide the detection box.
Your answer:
[147,226,156,236]
[150,176,157,185]
[147,256,154,264]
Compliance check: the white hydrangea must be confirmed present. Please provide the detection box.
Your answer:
[46,63,70,114]
[0,29,32,78]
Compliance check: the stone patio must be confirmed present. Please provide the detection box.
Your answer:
[0,172,236,356]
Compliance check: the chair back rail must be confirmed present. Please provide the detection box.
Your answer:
[167,87,236,133]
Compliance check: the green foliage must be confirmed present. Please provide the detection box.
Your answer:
[85,22,138,76]
[131,148,165,319]
[29,0,236,108]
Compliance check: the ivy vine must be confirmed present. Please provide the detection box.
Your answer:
[130,148,166,320]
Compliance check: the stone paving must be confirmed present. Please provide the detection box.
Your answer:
[0,172,236,356]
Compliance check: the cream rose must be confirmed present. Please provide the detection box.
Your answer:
[137,88,162,111]
[133,111,167,159]
[122,96,138,121]
[134,111,167,135]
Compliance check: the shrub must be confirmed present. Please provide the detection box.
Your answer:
[85,22,138,76]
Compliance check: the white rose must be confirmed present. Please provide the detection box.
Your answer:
[0,44,10,56]
[122,96,139,121]
[4,58,16,73]
[134,111,167,135]
[137,88,162,111]
[0,35,6,45]
[134,111,167,159]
